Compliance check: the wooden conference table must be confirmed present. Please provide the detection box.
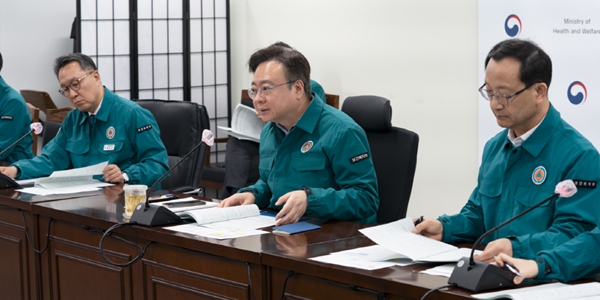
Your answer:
[0,186,475,300]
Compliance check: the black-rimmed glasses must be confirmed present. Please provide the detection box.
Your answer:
[478,82,536,106]
[58,71,95,97]
[248,80,294,100]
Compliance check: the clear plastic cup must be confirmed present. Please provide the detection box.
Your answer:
[123,184,147,218]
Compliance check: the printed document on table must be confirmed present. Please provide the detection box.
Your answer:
[17,161,113,195]
[165,223,268,240]
[472,282,600,300]
[359,217,458,261]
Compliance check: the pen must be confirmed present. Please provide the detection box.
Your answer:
[414,215,424,226]
[494,256,522,276]
[504,262,522,277]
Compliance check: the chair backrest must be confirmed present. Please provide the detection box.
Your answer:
[25,103,40,155]
[342,96,419,224]
[42,120,62,147]
[20,90,58,115]
[325,93,340,109]
[134,100,210,190]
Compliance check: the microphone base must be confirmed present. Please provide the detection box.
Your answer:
[448,257,515,292]
[130,204,183,227]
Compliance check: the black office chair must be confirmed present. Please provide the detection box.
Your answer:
[42,120,62,147]
[134,100,210,191]
[342,96,419,224]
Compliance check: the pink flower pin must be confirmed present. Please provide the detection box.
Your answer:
[555,180,577,198]
[30,122,43,135]
[202,129,214,146]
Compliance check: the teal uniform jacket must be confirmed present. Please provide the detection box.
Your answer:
[243,95,379,224]
[13,87,169,186]
[439,104,600,258]
[310,79,326,104]
[0,76,34,163]
[534,227,600,282]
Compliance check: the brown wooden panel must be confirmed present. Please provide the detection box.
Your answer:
[0,233,28,300]
[52,250,132,300]
[141,244,262,300]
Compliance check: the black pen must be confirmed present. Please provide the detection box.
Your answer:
[414,215,424,226]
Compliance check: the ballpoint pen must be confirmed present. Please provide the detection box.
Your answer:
[414,215,424,226]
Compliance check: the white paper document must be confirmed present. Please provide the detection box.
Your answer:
[153,197,218,213]
[472,282,600,300]
[178,204,277,230]
[359,217,462,261]
[420,263,456,278]
[217,104,265,143]
[17,161,113,195]
[165,223,268,240]
[309,253,399,271]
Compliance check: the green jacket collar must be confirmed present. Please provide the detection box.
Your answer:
[520,103,560,157]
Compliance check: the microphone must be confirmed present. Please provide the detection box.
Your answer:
[129,129,214,226]
[447,180,577,292]
[0,122,44,158]
[0,123,44,189]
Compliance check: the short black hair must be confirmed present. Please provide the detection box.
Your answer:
[0,52,3,72]
[248,45,311,97]
[485,39,552,88]
[53,53,97,77]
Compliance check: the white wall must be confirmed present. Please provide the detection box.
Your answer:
[1,0,480,219]
[230,0,480,218]
[0,0,76,108]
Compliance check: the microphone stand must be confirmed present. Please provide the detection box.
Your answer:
[129,137,208,227]
[448,193,559,292]
[0,128,35,157]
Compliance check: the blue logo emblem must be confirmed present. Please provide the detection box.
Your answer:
[567,81,587,105]
[505,14,522,37]
[532,166,547,185]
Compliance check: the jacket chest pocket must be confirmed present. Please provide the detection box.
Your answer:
[65,140,90,155]
[290,153,331,187]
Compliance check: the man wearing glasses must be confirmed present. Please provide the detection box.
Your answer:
[219,44,379,226]
[0,53,169,186]
[0,52,34,165]
[413,39,600,261]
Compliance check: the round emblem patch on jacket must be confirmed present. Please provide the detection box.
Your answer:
[532,166,547,185]
[106,126,116,139]
[301,141,313,153]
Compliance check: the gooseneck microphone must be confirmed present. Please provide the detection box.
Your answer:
[0,123,44,189]
[447,180,577,292]
[0,122,43,158]
[130,129,214,226]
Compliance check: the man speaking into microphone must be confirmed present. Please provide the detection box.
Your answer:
[413,39,600,261]
[0,53,169,186]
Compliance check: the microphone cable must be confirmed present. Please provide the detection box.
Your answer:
[98,221,155,267]
[420,283,456,300]
[18,209,54,253]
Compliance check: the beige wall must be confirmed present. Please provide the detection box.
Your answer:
[230,0,480,218]
[1,0,480,218]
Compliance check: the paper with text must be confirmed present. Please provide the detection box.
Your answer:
[217,104,265,143]
[359,217,458,261]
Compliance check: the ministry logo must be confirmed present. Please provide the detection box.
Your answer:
[567,81,587,105]
[504,14,522,37]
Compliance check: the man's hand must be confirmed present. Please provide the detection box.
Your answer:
[411,218,444,241]
[495,253,538,284]
[274,190,308,226]
[475,238,513,263]
[102,164,124,183]
[218,192,256,208]
[0,166,18,179]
